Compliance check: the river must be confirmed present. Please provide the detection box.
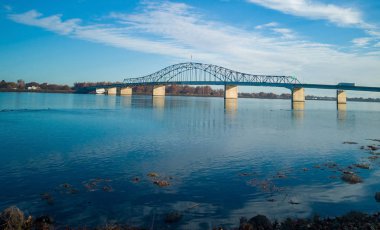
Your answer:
[0,92,380,229]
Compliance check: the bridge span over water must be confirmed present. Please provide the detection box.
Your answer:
[95,62,380,110]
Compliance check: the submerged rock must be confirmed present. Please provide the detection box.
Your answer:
[154,180,170,187]
[34,215,54,230]
[103,185,114,192]
[375,192,380,202]
[367,139,380,142]
[368,145,379,151]
[368,156,380,160]
[40,193,54,205]
[343,141,358,144]
[164,211,182,223]
[239,215,273,230]
[131,177,140,183]
[341,173,363,184]
[289,200,300,205]
[354,163,370,169]
[147,172,159,178]
[239,172,250,176]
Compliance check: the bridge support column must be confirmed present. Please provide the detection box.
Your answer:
[153,85,165,96]
[337,90,347,111]
[291,87,305,110]
[106,87,117,95]
[224,85,238,99]
[120,87,132,96]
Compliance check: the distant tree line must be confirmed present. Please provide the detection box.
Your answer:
[0,80,72,91]
[239,92,291,99]
[2,80,380,102]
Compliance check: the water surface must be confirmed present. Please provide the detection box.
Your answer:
[1,92,380,229]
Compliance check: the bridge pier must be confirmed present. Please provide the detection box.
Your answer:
[153,85,165,96]
[337,90,347,111]
[120,87,133,96]
[291,87,305,110]
[224,85,238,99]
[106,87,117,95]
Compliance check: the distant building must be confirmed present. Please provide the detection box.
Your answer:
[27,86,39,90]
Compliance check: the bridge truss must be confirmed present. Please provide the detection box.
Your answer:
[123,62,300,86]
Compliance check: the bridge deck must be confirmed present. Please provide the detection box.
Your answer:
[98,81,380,92]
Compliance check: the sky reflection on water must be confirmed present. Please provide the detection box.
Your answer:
[0,92,380,229]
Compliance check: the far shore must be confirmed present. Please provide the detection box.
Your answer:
[1,89,380,103]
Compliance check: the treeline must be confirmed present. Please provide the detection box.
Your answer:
[134,85,224,97]
[73,82,225,96]
[73,82,121,89]
[0,80,71,91]
[239,92,291,99]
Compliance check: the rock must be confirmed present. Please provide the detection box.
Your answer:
[34,215,54,229]
[275,172,286,178]
[0,206,25,230]
[60,183,72,189]
[239,172,250,176]
[147,172,159,177]
[289,200,300,205]
[367,139,380,142]
[375,192,380,202]
[103,185,114,192]
[153,180,170,187]
[368,156,380,160]
[131,177,140,183]
[248,215,273,230]
[40,193,54,205]
[164,211,182,223]
[343,141,358,144]
[341,173,363,184]
[368,145,379,151]
[354,163,370,169]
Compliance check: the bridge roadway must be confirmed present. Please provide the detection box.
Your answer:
[107,81,380,92]
[90,62,380,110]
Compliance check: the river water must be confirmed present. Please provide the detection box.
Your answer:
[1,92,380,229]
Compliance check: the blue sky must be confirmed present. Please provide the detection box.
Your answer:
[1,0,380,95]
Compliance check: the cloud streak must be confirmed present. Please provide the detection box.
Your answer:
[7,2,380,86]
[247,0,370,28]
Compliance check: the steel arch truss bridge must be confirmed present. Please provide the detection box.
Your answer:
[123,62,300,87]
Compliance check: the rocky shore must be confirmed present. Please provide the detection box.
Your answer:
[1,206,380,230]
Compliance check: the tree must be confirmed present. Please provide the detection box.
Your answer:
[0,80,7,88]
[17,79,25,89]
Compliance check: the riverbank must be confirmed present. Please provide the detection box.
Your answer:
[1,206,379,229]
[0,89,74,94]
[1,90,379,103]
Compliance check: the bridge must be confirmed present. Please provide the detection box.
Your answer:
[94,62,380,110]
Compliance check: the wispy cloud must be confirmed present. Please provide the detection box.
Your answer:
[7,2,380,86]
[254,22,279,29]
[247,0,370,28]
[352,37,372,47]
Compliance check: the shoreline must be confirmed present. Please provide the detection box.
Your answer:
[1,90,379,103]
[1,206,380,229]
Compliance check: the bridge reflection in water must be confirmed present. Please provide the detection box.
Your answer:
[89,62,380,111]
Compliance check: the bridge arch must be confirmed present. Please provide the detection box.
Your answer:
[123,62,300,87]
